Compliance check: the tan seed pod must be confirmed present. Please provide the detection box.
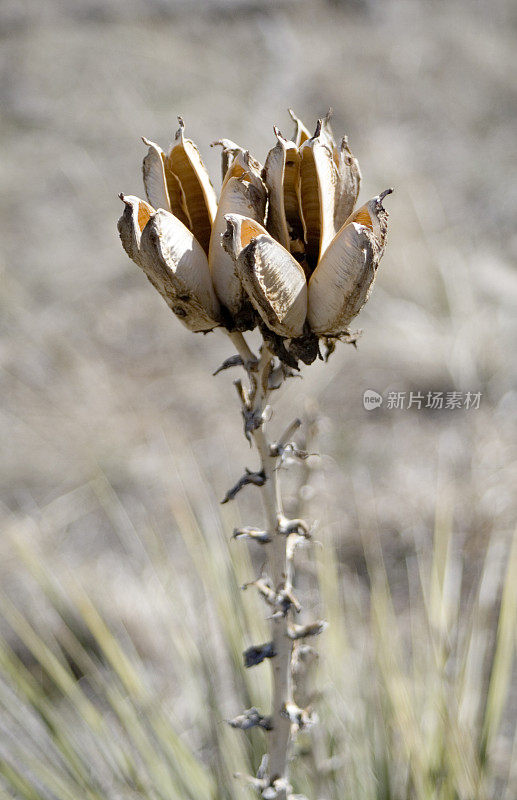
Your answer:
[263,127,304,256]
[164,117,217,255]
[299,118,338,272]
[307,190,392,336]
[210,138,258,184]
[161,162,191,230]
[221,148,263,189]
[344,189,391,249]
[224,214,307,339]
[209,156,267,315]
[288,108,311,148]
[334,136,361,231]
[318,108,337,153]
[137,207,221,331]
[141,138,170,212]
[117,193,154,269]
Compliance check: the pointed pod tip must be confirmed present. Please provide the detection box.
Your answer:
[175,116,185,141]
[141,136,151,146]
[378,187,394,203]
[273,125,285,141]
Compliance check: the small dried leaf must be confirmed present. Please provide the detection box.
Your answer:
[165,117,217,254]
[243,641,276,668]
[233,527,271,544]
[221,468,266,504]
[288,620,327,640]
[228,707,273,731]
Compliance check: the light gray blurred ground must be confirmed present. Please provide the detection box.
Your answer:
[1,0,516,604]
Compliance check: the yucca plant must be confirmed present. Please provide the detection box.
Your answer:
[116,108,391,798]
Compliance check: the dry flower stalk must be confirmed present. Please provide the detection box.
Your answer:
[118,109,391,798]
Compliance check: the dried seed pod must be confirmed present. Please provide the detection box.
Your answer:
[343,189,391,248]
[211,138,252,184]
[224,214,308,339]
[288,108,311,148]
[135,206,221,331]
[209,154,267,316]
[117,194,154,269]
[307,190,392,336]
[165,117,217,254]
[141,138,171,213]
[299,118,338,272]
[263,128,304,256]
[318,108,336,153]
[142,137,191,228]
[334,136,361,231]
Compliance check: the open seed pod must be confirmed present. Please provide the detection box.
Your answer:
[307,190,392,336]
[118,194,154,269]
[210,138,261,185]
[223,213,307,339]
[334,137,361,230]
[141,138,191,228]
[164,117,217,255]
[209,153,267,320]
[288,108,311,149]
[263,128,304,259]
[119,197,221,332]
[298,118,339,273]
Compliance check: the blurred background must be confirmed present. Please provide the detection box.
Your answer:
[1,0,516,798]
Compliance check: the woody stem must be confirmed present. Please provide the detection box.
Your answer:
[250,348,292,792]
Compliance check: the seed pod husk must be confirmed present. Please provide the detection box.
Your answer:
[263,127,304,257]
[299,119,338,272]
[137,207,221,331]
[164,117,217,254]
[117,194,154,268]
[224,214,307,339]
[334,136,361,231]
[209,154,267,317]
[141,138,171,213]
[288,108,311,148]
[211,138,256,184]
[307,190,391,335]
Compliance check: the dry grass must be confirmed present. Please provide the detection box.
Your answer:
[0,0,516,797]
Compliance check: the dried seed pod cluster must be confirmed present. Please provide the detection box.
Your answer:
[118,112,391,364]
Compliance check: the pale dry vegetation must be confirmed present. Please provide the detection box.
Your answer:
[0,0,516,798]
